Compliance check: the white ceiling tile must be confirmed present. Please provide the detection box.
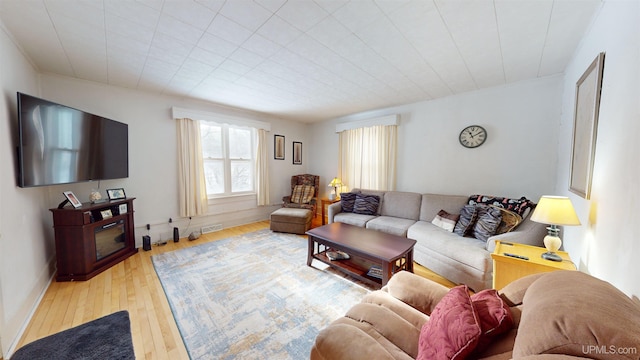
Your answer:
[156,13,205,45]
[313,0,348,14]
[275,0,328,32]
[106,13,155,44]
[104,0,159,29]
[257,15,302,46]
[195,0,226,13]
[197,32,239,57]
[219,0,273,31]
[255,0,287,13]
[217,59,253,75]
[306,15,351,48]
[241,34,282,58]
[161,1,217,30]
[188,47,226,67]
[229,48,265,68]
[331,1,384,33]
[206,14,253,45]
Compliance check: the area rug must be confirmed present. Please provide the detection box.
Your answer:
[11,310,134,360]
[151,229,371,359]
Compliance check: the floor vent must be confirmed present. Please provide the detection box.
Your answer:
[201,224,223,234]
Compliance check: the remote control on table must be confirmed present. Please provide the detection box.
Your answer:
[503,253,529,260]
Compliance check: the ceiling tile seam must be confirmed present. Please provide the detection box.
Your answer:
[536,0,555,77]
[43,0,77,78]
[433,0,480,92]
[492,0,507,85]
[372,0,444,99]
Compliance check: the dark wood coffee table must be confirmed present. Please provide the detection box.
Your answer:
[306,222,416,288]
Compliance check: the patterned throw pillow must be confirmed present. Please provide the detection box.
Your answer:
[291,185,314,204]
[417,285,482,360]
[340,192,357,213]
[454,205,478,237]
[353,194,380,215]
[468,195,535,218]
[472,205,503,242]
[432,210,461,232]
[492,206,523,235]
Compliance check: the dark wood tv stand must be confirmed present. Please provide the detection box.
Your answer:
[50,198,138,281]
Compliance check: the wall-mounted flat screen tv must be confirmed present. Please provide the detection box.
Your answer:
[17,92,129,187]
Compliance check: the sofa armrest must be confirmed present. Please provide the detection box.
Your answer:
[382,271,450,316]
[327,202,342,224]
[486,219,548,252]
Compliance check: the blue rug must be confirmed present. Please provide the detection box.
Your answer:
[152,229,370,359]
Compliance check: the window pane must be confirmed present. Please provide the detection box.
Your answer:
[200,123,222,158]
[229,127,251,159]
[231,161,252,192]
[203,160,224,194]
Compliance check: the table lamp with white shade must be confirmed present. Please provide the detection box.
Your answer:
[530,196,581,262]
[328,177,343,201]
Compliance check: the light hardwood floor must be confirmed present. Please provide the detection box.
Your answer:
[15,218,454,359]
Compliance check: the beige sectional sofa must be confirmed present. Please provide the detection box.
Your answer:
[327,189,547,291]
[310,270,640,360]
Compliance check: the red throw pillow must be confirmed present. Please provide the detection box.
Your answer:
[417,285,481,360]
[471,289,514,353]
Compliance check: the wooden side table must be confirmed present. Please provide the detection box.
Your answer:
[491,241,576,289]
[321,198,340,225]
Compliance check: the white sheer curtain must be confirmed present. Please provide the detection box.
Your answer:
[338,124,397,191]
[255,128,270,206]
[176,118,208,217]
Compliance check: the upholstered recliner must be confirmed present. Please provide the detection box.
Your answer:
[282,174,319,216]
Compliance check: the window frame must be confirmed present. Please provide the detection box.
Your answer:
[200,121,256,199]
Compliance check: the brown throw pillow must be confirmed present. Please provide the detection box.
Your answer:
[432,210,461,232]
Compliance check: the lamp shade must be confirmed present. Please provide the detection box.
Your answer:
[328,177,342,188]
[530,196,581,226]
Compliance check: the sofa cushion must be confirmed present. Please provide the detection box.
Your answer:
[380,191,422,220]
[340,192,358,213]
[454,204,478,237]
[513,271,640,359]
[366,216,417,237]
[432,210,460,232]
[408,221,491,272]
[417,285,481,360]
[291,184,315,204]
[353,194,380,215]
[472,205,503,242]
[419,194,469,222]
[334,212,377,227]
[471,289,514,353]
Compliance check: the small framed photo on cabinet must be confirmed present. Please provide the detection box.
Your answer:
[63,191,82,208]
[107,188,126,200]
[100,209,113,220]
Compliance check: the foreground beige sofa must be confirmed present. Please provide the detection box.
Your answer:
[311,270,640,360]
[328,189,547,290]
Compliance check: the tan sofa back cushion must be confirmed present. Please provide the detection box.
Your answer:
[381,191,422,220]
[419,194,469,222]
[513,271,640,359]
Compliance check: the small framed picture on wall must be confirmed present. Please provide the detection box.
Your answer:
[274,135,285,160]
[293,141,302,165]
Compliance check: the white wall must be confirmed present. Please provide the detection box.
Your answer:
[557,1,640,297]
[0,23,53,357]
[309,75,562,202]
[38,74,310,244]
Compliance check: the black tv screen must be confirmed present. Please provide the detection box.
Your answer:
[17,93,129,187]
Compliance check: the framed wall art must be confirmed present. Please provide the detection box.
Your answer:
[274,135,285,160]
[293,141,302,165]
[569,52,605,200]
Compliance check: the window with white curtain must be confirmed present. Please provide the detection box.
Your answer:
[200,121,256,197]
[337,118,398,191]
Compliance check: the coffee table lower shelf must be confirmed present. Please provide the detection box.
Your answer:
[311,250,386,288]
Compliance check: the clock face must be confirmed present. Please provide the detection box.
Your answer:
[459,125,487,148]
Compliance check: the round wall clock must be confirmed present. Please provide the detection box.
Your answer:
[459,125,487,148]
